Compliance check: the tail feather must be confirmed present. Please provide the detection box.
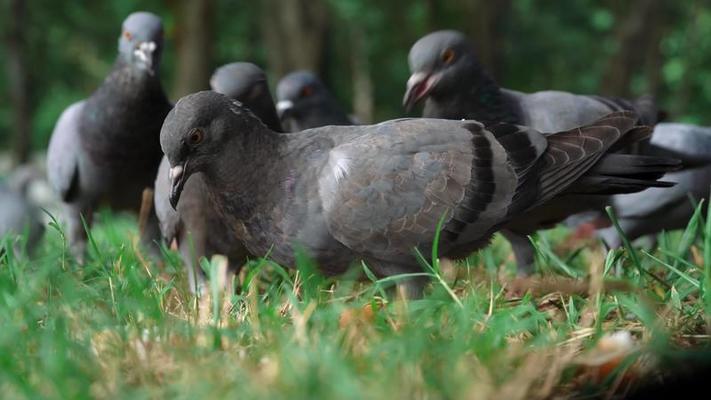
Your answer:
[569,176,675,195]
[587,153,681,179]
[536,111,679,203]
[645,143,711,169]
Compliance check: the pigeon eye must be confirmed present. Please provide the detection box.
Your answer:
[441,48,455,65]
[188,129,204,146]
[123,31,133,41]
[301,86,313,98]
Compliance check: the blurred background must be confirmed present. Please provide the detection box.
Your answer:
[0,0,710,167]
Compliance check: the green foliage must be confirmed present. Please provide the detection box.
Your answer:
[0,204,709,398]
[3,0,711,151]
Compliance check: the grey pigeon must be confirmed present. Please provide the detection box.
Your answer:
[0,174,44,255]
[276,70,353,132]
[154,62,282,292]
[597,123,711,248]
[160,91,676,296]
[403,30,660,129]
[210,63,283,132]
[403,30,665,273]
[46,11,171,258]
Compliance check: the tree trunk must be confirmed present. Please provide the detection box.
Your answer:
[424,0,445,32]
[459,0,512,78]
[260,0,329,78]
[600,0,665,97]
[351,27,373,124]
[424,0,511,78]
[170,0,216,98]
[4,0,32,165]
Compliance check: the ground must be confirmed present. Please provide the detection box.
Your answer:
[1,206,710,399]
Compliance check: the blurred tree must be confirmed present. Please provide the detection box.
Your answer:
[661,1,707,120]
[4,0,711,159]
[462,0,512,77]
[260,0,330,77]
[3,0,32,165]
[350,26,373,123]
[168,0,216,97]
[423,0,511,78]
[600,0,668,97]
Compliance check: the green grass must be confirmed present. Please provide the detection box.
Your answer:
[1,207,710,399]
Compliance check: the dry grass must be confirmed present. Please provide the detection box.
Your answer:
[1,210,710,399]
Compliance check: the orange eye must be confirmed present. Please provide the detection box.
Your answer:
[124,31,132,41]
[441,48,455,64]
[188,128,204,146]
[301,86,313,98]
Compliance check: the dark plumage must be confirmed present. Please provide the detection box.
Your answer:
[160,91,676,295]
[403,30,666,273]
[276,70,352,131]
[598,123,711,248]
[46,12,171,258]
[154,62,281,292]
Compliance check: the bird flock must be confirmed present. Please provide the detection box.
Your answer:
[1,10,702,296]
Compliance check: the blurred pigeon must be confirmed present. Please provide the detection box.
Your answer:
[210,62,282,132]
[598,123,711,248]
[46,12,171,259]
[161,91,676,296]
[154,62,281,292]
[403,30,666,273]
[276,70,353,131]
[403,30,660,129]
[0,170,44,254]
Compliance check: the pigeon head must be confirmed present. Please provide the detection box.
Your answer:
[210,62,269,101]
[403,30,479,111]
[210,63,282,132]
[118,11,164,74]
[275,70,329,119]
[160,91,267,209]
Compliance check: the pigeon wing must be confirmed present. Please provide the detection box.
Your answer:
[318,118,546,260]
[47,101,84,202]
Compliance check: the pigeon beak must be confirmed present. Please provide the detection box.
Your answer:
[276,100,294,118]
[403,72,440,111]
[134,41,157,75]
[168,161,187,210]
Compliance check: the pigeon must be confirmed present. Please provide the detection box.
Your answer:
[154,62,282,292]
[276,70,353,132]
[403,30,661,129]
[210,62,283,132]
[597,123,711,248]
[46,11,171,259]
[403,30,666,273]
[160,91,676,296]
[0,174,44,255]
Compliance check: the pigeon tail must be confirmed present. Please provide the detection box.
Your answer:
[535,111,680,204]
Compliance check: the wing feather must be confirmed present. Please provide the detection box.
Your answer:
[47,101,84,201]
[318,119,475,259]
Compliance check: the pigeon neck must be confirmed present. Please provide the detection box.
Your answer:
[204,127,288,219]
[239,82,283,132]
[426,68,522,127]
[105,58,165,96]
[318,91,351,122]
[470,76,523,126]
[256,95,284,133]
